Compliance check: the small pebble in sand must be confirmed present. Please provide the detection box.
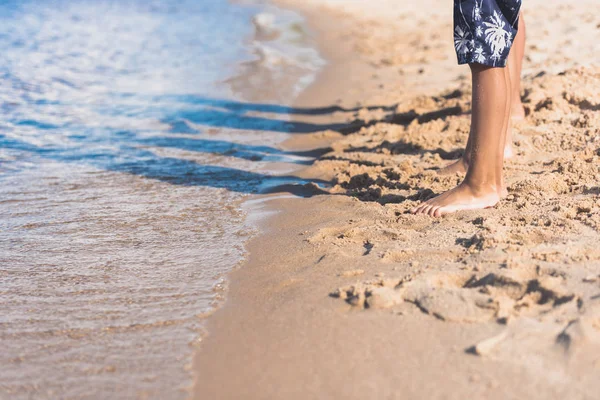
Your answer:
[348,291,365,307]
[330,288,348,300]
[339,269,365,278]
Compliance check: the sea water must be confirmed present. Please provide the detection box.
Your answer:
[0,0,323,398]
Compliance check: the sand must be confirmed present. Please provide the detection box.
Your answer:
[193,1,600,399]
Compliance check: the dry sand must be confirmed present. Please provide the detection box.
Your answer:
[193,1,600,399]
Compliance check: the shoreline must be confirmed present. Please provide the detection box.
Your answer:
[191,2,472,397]
[190,2,374,396]
[192,1,600,399]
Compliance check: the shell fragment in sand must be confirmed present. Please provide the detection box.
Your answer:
[470,330,508,356]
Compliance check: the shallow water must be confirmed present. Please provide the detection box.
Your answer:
[0,0,323,398]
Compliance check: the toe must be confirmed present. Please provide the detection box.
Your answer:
[415,204,428,215]
[410,204,422,214]
[411,204,424,214]
[416,204,431,215]
[422,205,435,216]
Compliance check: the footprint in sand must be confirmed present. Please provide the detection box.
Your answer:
[331,268,584,325]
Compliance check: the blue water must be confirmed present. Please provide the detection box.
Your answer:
[0,0,323,398]
[0,0,297,177]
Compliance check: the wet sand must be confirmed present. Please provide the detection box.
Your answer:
[193,1,600,398]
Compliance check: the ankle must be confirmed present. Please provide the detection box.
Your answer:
[461,179,499,196]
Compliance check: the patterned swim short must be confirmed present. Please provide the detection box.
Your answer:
[454,0,522,67]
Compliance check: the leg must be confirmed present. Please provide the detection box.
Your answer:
[498,65,512,196]
[412,64,509,217]
[509,15,526,121]
[504,14,526,160]
[439,14,525,174]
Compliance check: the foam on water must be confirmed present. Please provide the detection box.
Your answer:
[0,0,323,398]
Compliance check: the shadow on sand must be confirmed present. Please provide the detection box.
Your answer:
[4,96,466,198]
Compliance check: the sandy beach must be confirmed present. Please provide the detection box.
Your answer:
[193,0,600,398]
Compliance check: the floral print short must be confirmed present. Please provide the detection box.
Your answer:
[454,0,522,67]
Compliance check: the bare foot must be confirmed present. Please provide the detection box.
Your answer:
[411,182,500,217]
